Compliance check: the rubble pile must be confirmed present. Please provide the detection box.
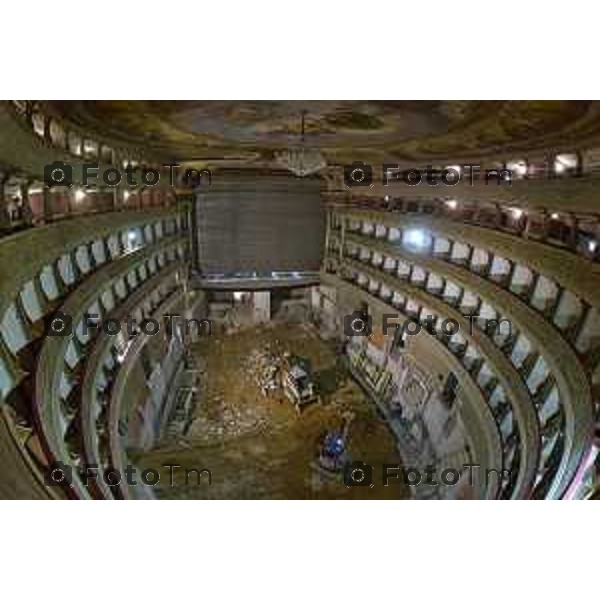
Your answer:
[190,396,270,442]
[244,343,289,397]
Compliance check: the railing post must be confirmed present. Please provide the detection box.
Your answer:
[20,179,33,225]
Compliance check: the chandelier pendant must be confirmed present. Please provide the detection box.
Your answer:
[275,110,327,177]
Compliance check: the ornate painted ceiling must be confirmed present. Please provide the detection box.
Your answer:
[42,100,600,168]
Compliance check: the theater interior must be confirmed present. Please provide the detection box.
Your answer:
[1,100,600,499]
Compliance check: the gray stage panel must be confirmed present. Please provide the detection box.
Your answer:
[193,174,324,277]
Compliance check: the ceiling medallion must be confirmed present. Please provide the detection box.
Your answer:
[275,110,327,177]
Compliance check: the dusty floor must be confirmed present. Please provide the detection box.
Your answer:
[132,323,409,499]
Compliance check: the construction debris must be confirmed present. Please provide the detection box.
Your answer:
[243,343,286,398]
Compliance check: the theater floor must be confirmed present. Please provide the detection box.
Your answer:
[132,324,409,499]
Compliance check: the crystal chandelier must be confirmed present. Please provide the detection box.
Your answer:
[275,110,327,177]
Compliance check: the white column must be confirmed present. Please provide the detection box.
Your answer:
[252,291,271,324]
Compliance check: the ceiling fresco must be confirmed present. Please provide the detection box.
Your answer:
[42,100,600,168]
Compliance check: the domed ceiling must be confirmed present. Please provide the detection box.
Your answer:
[42,100,600,168]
